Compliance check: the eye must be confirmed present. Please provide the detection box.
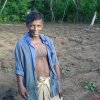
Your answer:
[29,24,34,27]
[37,25,41,27]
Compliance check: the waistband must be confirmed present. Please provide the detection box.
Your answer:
[37,76,50,81]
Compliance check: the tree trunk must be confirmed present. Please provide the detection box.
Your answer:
[85,11,97,31]
[90,11,97,27]
[0,0,8,15]
[50,0,55,22]
[61,0,69,23]
[88,11,97,29]
[73,0,81,23]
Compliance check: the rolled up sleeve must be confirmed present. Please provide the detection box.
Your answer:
[15,43,24,76]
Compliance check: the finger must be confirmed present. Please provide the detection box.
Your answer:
[59,93,62,98]
[25,90,29,97]
[22,93,27,100]
[22,95,27,99]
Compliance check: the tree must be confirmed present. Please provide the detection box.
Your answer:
[0,0,100,23]
[50,0,55,22]
[0,0,8,15]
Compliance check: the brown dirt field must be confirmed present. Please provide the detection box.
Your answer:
[0,23,100,100]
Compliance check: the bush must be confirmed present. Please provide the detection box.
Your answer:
[80,0,97,22]
[0,0,100,23]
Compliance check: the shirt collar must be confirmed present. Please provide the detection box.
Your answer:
[24,32,49,46]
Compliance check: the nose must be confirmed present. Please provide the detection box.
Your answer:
[34,26,38,31]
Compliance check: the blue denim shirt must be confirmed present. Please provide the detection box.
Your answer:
[15,32,60,100]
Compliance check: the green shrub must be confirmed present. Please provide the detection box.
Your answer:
[0,0,100,23]
[84,81,96,91]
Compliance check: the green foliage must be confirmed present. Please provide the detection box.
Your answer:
[96,0,100,22]
[61,68,70,77]
[0,0,31,23]
[67,0,76,22]
[2,67,13,73]
[80,0,97,22]
[34,0,51,21]
[53,0,66,21]
[84,81,96,91]
[0,0,100,23]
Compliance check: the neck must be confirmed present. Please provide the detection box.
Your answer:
[29,32,40,40]
[32,36,40,41]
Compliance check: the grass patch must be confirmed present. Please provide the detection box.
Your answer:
[61,68,70,77]
[2,67,13,73]
[84,80,96,91]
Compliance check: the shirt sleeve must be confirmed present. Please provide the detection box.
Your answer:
[15,43,24,76]
[50,39,59,66]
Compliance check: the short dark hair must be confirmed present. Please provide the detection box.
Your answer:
[26,11,44,25]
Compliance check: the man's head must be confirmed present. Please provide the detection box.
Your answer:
[26,11,44,25]
[26,11,44,37]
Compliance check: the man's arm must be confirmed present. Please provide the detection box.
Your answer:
[17,75,28,99]
[50,38,63,97]
[55,65,62,97]
[15,43,28,99]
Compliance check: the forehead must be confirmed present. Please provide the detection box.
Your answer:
[30,19,43,25]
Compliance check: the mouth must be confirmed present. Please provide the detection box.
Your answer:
[30,32,39,37]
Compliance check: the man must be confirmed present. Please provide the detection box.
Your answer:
[15,11,63,100]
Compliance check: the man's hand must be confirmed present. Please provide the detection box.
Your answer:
[59,92,63,98]
[54,65,61,82]
[55,65,63,98]
[18,84,29,100]
[17,75,29,100]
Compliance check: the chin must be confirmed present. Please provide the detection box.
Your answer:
[33,34,39,37]
[30,33,38,37]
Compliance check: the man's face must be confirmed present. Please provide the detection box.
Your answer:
[27,19,43,37]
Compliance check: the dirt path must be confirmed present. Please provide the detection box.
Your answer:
[0,23,100,100]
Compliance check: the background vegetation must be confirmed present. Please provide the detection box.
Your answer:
[0,0,100,23]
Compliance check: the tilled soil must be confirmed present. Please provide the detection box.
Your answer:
[0,23,100,100]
